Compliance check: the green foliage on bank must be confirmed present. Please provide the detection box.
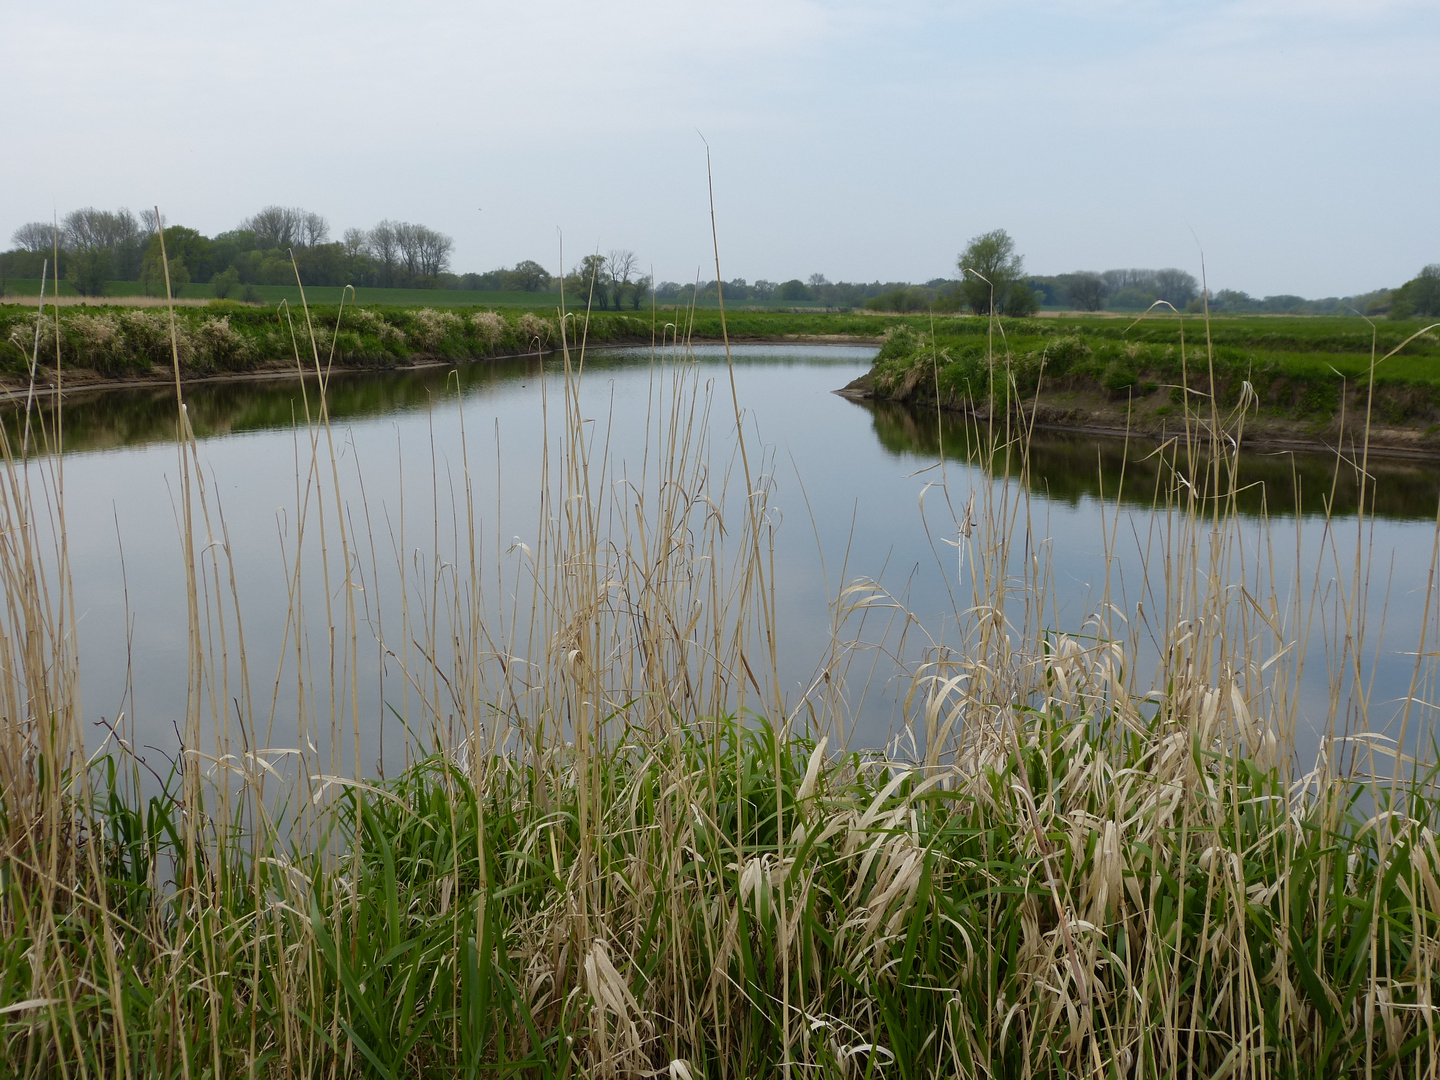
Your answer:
[5,304,1439,429]
[8,707,1440,1078]
[858,313,1440,423]
[0,303,625,378]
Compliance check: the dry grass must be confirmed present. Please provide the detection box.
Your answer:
[1,248,1439,1079]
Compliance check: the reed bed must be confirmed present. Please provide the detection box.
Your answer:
[2,253,1440,1080]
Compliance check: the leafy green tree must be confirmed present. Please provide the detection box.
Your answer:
[140,245,189,297]
[66,248,110,296]
[508,260,551,291]
[958,230,1024,315]
[140,227,213,287]
[1390,265,1440,319]
[1000,282,1040,317]
[1153,268,1199,307]
[776,279,813,302]
[210,266,240,299]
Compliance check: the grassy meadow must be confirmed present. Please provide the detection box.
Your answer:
[3,268,1440,1079]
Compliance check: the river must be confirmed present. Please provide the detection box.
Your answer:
[13,342,1440,776]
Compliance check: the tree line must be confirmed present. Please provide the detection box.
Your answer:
[2,206,458,296]
[4,209,1432,318]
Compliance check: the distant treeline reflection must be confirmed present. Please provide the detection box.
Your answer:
[2,360,542,453]
[863,399,1440,521]
[1,348,869,455]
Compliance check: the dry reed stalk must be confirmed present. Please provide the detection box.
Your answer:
[2,223,1440,1078]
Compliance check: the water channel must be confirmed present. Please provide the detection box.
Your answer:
[14,343,1440,776]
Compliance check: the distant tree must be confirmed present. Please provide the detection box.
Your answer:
[393,222,422,276]
[243,206,303,249]
[140,226,213,284]
[807,273,829,290]
[211,266,240,299]
[417,226,453,278]
[631,274,652,309]
[958,229,1024,315]
[1101,268,1156,294]
[1065,273,1106,311]
[572,254,609,307]
[865,287,932,313]
[341,227,370,259]
[1259,294,1306,314]
[508,259,551,291]
[11,221,55,253]
[1107,286,1159,311]
[1000,282,1040,317]
[1211,289,1257,313]
[54,207,145,285]
[368,221,400,284]
[66,248,110,296]
[776,279,813,302]
[752,279,777,300]
[605,249,638,308]
[1390,264,1440,318]
[1153,268,1199,307]
[168,256,192,295]
[139,227,195,296]
[62,208,142,253]
[300,212,329,248]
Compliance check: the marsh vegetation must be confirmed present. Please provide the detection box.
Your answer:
[3,276,1440,1078]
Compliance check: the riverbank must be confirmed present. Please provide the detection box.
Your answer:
[841,321,1440,459]
[7,302,1440,457]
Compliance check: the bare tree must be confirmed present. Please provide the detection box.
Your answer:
[62,208,143,252]
[242,205,304,248]
[417,227,453,277]
[607,249,638,306]
[300,212,330,248]
[394,222,423,276]
[369,221,400,283]
[11,222,55,253]
[342,227,370,259]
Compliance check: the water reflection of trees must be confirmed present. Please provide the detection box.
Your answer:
[862,399,1440,521]
[2,358,542,453]
[2,348,871,455]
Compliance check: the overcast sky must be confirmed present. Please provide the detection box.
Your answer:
[4,0,1436,297]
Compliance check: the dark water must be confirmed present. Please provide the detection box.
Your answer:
[13,344,1440,772]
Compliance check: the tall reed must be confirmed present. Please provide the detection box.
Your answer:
[2,241,1439,1080]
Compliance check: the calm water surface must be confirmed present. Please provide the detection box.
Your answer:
[25,344,1440,772]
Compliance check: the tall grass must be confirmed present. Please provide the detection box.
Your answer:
[2,239,1440,1080]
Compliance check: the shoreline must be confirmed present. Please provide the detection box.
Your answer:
[836,378,1440,464]
[7,333,1440,463]
[0,333,887,403]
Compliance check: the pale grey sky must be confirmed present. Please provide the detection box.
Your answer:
[4,0,1436,297]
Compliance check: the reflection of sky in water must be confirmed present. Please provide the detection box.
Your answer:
[24,343,1440,777]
